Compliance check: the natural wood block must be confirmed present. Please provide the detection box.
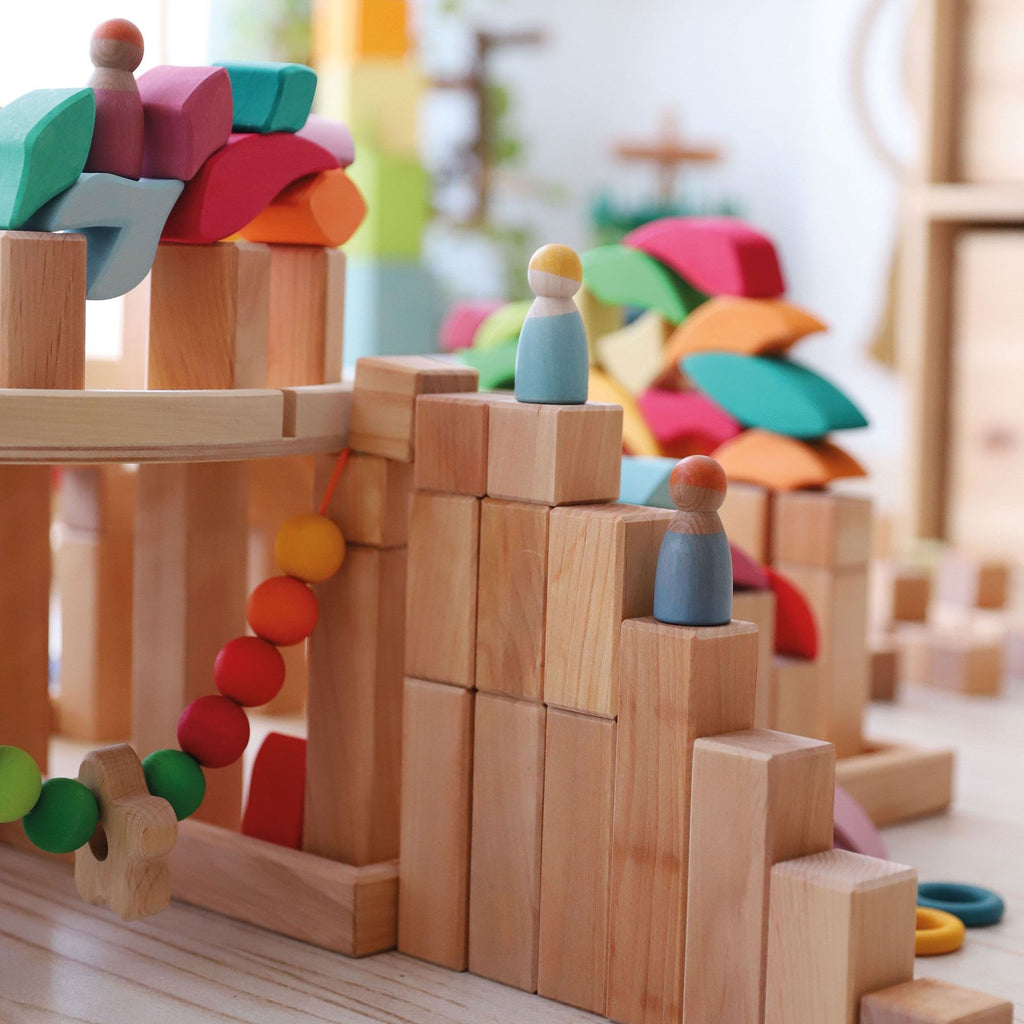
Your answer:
[936,551,1010,609]
[58,464,136,535]
[405,492,480,687]
[349,356,478,462]
[683,729,835,1024]
[861,978,1013,1024]
[468,694,546,991]
[893,622,932,684]
[476,499,549,701]
[870,638,900,702]
[771,490,872,568]
[327,451,412,549]
[873,561,932,625]
[280,382,353,441]
[545,505,674,717]
[720,481,772,563]
[0,231,86,389]
[486,401,623,506]
[414,392,514,496]
[148,241,270,389]
[398,678,474,970]
[608,618,758,1024]
[770,655,821,737]
[732,588,776,728]
[1005,620,1024,677]
[929,634,1003,695]
[304,545,406,866]
[537,709,615,1015]
[764,850,917,1024]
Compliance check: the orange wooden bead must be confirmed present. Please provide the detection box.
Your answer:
[246,576,319,646]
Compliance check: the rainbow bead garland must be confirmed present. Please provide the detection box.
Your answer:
[0,450,350,854]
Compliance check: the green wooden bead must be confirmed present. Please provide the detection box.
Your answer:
[142,748,206,821]
[22,777,99,853]
[0,746,42,822]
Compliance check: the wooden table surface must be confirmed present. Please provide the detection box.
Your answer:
[2,680,1022,1023]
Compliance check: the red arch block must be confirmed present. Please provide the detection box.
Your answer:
[624,216,785,298]
[161,131,339,243]
[241,732,306,849]
[766,566,818,659]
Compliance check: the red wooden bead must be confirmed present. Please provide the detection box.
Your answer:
[214,636,287,707]
[177,695,250,768]
[246,576,319,646]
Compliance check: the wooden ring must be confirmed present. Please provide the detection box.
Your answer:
[915,906,966,956]
[918,882,1005,928]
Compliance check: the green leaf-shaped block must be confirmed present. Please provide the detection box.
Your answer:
[215,62,317,133]
[0,89,96,230]
[473,300,531,350]
[682,352,867,439]
[460,335,518,390]
[581,244,707,324]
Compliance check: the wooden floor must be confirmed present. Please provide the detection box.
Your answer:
[2,681,1023,1023]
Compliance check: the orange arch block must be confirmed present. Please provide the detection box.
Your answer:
[713,429,865,490]
[663,296,825,369]
[239,168,367,247]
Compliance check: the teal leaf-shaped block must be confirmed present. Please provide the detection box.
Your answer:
[682,352,868,438]
[215,62,317,133]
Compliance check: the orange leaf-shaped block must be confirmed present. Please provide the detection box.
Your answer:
[713,429,865,490]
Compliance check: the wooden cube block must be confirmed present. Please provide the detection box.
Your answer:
[406,492,480,687]
[732,588,776,728]
[929,634,1003,695]
[764,850,917,1024]
[476,499,549,701]
[720,481,772,563]
[937,551,1010,609]
[326,451,412,548]
[873,561,931,626]
[487,401,623,506]
[771,490,872,569]
[349,356,478,461]
[313,0,412,67]
[545,505,674,717]
[893,622,932,684]
[870,638,900,701]
[415,392,514,496]
[770,655,821,737]
[861,978,1013,1023]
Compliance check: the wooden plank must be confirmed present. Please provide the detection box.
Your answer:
[861,977,1013,1023]
[468,694,546,991]
[266,245,331,387]
[406,492,480,688]
[323,247,346,381]
[771,655,821,736]
[476,499,548,701]
[537,709,615,1016]
[608,617,759,1024]
[719,481,772,563]
[771,490,872,569]
[329,451,412,548]
[280,382,352,440]
[398,678,474,970]
[764,850,917,1024]
[732,588,776,728]
[683,729,835,1024]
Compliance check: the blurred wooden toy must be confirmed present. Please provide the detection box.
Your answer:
[216,62,318,134]
[936,551,1010,609]
[870,637,900,701]
[872,561,932,627]
[514,245,589,405]
[929,633,1003,696]
[832,783,887,858]
[85,19,144,179]
[861,978,1013,1024]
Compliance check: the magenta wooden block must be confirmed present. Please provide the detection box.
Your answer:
[440,300,503,353]
[638,387,742,450]
[732,542,769,591]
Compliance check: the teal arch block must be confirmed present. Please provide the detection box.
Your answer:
[0,89,96,229]
[215,62,317,133]
[619,456,678,509]
[581,244,707,325]
[682,352,868,439]
[25,174,183,300]
[460,336,518,390]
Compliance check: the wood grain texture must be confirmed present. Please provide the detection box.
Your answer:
[861,977,1014,1023]
[764,850,917,1024]
[608,617,759,1024]
[719,480,772,563]
[537,709,616,1016]
[266,245,332,387]
[683,729,835,1024]
[545,505,674,717]
[406,492,480,688]
[771,654,821,737]
[281,382,352,440]
[732,588,777,728]
[771,490,872,569]
[468,694,546,991]
[328,450,413,548]
[398,679,474,970]
[476,499,549,701]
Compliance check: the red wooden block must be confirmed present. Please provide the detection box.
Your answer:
[624,217,785,298]
[833,784,886,859]
[766,566,819,659]
[297,114,355,168]
[440,301,503,353]
[732,542,769,591]
[241,732,306,849]
[161,132,338,243]
[138,65,233,181]
[637,387,741,454]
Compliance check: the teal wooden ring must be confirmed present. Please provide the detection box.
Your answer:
[917,882,1005,927]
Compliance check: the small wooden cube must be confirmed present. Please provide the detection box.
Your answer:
[861,977,1013,1023]
[720,481,772,563]
[486,401,622,506]
[936,552,1010,609]
[870,638,900,702]
[771,490,872,569]
[929,634,1003,696]
[873,561,931,625]
[324,451,412,548]
[770,655,820,737]
[893,623,931,684]
[349,356,478,461]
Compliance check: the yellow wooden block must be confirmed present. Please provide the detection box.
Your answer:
[596,310,670,395]
[588,367,660,457]
[312,0,411,63]
[575,284,623,363]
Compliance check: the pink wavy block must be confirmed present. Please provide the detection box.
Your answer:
[731,542,769,591]
[440,300,504,353]
[297,114,356,169]
[638,387,742,449]
[833,784,887,858]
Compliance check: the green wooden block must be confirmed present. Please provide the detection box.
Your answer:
[682,352,868,439]
[215,62,317,133]
[581,244,706,324]
[474,300,530,349]
[0,89,95,230]
[460,336,517,390]
[345,147,427,259]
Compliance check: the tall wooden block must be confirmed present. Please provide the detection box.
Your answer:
[468,693,546,991]
[720,481,772,563]
[328,451,412,548]
[683,730,835,1024]
[861,978,1013,1024]
[304,544,406,865]
[537,709,615,1015]
[732,588,777,728]
[132,462,249,829]
[936,551,1010,609]
[608,618,759,1024]
[349,356,478,461]
[771,655,821,737]
[771,490,872,568]
[398,678,474,969]
[545,505,673,717]
[764,850,917,1024]
[487,401,623,506]
[870,638,900,702]
[476,499,548,701]
[147,241,270,389]
[406,492,480,687]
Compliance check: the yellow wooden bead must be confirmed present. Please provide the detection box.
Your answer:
[274,514,345,583]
